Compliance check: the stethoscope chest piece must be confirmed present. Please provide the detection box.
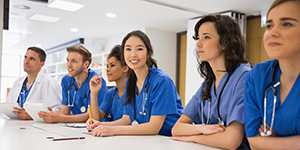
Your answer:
[80,106,86,112]
[131,120,139,125]
[107,113,113,120]
[260,130,272,136]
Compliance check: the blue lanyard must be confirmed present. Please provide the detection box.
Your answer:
[18,78,34,107]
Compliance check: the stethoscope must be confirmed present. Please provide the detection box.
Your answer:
[106,88,117,121]
[201,73,231,126]
[18,82,27,108]
[67,72,89,112]
[132,70,151,125]
[18,78,34,108]
[260,62,280,136]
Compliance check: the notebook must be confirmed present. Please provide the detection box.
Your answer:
[61,123,86,128]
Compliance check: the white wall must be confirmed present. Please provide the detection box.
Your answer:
[185,17,204,106]
[145,28,177,82]
[84,28,177,84]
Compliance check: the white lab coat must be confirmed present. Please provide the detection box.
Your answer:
[6,71,62,112]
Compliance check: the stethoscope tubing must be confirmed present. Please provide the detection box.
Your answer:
[201,73,231,125]
[67,72,90,110]
[261,62,280,136]
[106,88,118,121]
[133,69,151,123]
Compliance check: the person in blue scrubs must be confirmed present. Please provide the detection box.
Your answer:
[244,0,300,149]
[38,46,107,123]
[170,15,251,149]
[88,30,183,137]
[86,45,128,125]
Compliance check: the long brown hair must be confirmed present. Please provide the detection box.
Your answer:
[193,15,249,100]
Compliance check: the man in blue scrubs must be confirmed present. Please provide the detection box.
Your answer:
[39,46,107,123]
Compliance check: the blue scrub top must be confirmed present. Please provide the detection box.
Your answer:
[99,87,125,121]
[123,67,183,136]
[17,78,35,107]
[183,63,251,150]
[245,59,300,137]
[61,69,107,115]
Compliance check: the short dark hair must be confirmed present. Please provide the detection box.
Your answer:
[27,47,46,62]
[193,14,249,100]
[66,45,92,67]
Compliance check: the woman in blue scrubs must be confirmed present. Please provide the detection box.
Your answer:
[244,0,300,149]
[170,15,251,149]
[88,30,183,137]
[86,45,128,125]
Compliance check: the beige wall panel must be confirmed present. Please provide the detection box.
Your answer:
[247,39,260,65]
[179,34,187,106]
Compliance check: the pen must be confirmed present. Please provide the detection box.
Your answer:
[52,137,85,141]
[88,105,92,125]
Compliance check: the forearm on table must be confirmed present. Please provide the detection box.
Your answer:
[192,121,244,150]
[59,112,89,123]
[248,135,300,150]
[112,115,166,135]
[100,115,132,126]
[172,114,198,136]
[58,105,71,115]
[172,122,203,136]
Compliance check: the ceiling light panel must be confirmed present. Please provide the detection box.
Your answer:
[70,28,79,32]
[30,14,60,23]
[106,13,116,18]
[48,0,84,12]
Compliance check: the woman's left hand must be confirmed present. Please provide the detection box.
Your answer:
[92,125,115,137]
[259,121,279,137]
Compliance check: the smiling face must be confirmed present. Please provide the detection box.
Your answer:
[23,50,44,74]
[124,36,148,71]
[264,1,300,61]
[66,52,88,77]
[106,56,127,82]
[195,22,224,63]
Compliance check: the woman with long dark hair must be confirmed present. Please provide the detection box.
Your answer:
[88,30,183,136]
[170,15,251,149]
[244,0,300,149]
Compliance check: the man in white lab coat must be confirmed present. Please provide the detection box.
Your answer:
[6,47,62,120]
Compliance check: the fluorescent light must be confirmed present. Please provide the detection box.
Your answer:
[106,13,116,18]
[30,14,60,23]
[48,0,84,12]
[70,28,79,32]
[46,38,84,54]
